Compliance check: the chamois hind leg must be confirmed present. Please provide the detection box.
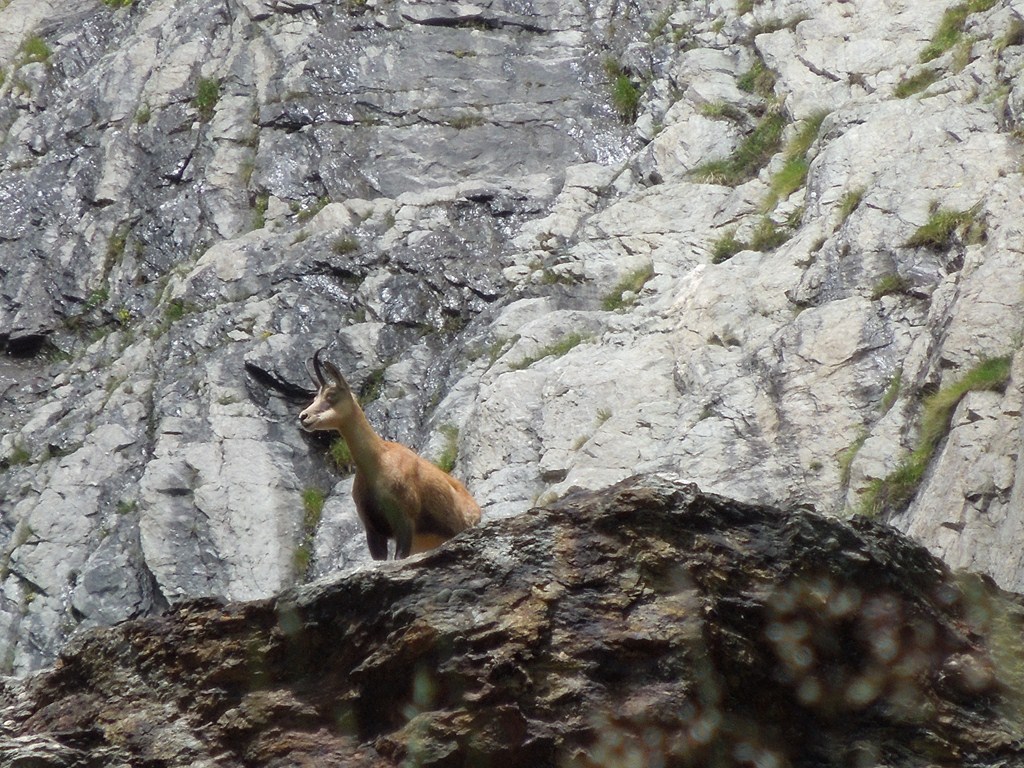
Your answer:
[410,532,450,555]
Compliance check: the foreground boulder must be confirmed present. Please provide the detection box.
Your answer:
[1,475,1022,767]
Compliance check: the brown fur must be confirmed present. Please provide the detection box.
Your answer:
[298,350,481,560]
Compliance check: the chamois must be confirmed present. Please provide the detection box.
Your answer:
[298,348,482,560]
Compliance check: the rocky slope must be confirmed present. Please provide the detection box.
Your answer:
[1,0,1023,674]
[1,476,1023,767]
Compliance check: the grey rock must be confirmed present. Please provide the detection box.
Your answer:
[2,0,1024,677]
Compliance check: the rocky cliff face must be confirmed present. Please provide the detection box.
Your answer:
[1,0,1023,675]
[1,476,1022,768]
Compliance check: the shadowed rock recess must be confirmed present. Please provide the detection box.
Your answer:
[0,477,1022,767]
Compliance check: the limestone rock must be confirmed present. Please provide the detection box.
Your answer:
[2,0,1024,676]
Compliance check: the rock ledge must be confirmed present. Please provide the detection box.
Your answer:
[1,475,1022,767]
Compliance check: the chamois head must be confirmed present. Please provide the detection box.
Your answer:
[298,348,357,433]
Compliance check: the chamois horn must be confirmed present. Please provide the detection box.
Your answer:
[312,347,347,389]
[312,347,328,387]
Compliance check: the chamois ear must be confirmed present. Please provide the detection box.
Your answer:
[312,347,351,392]
[322,358,348,390]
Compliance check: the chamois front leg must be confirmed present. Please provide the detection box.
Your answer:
[353,473,391,561]
[365,528,389,561]
[394,528,414,560]
[386,484,419,560]
[357,472,416,560]
[390,494,416,560]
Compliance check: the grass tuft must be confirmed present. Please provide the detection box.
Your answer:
[996,18,1024,52]
[602,264,654,310]
[748,217,791,252]
[709,217,793,263]
[765,158,809,209]
[836,188,865,224]
[763,110,830,212]
[700,101,747,123]
[604,58,642,123]
[295,488,326,576]
[711,230,746,264]
[164,298,194,323]
[859,355,1012,517]
[252,194,269,230]
[296,195,330,223]
[919,0,996,63]
[435,425,460,473]
[737,57,776,98]
[905,204,985,250]
[193,77,220,121]
[19,35,51,64]
[880,371,902,415]
[333,236,359,255]
[358,368,387,405]
[919,356,1012,446]
[870,274,912,301]
[511,333,589,371]
[330,438,354,474]
[691,110,786,186]
[894,69,941,99]
[838,430,868,488]
[3,444,32,469]
[301,488,325,527]
[107,224,130,266]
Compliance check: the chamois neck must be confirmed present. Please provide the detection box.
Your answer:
[336,396,386,470]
